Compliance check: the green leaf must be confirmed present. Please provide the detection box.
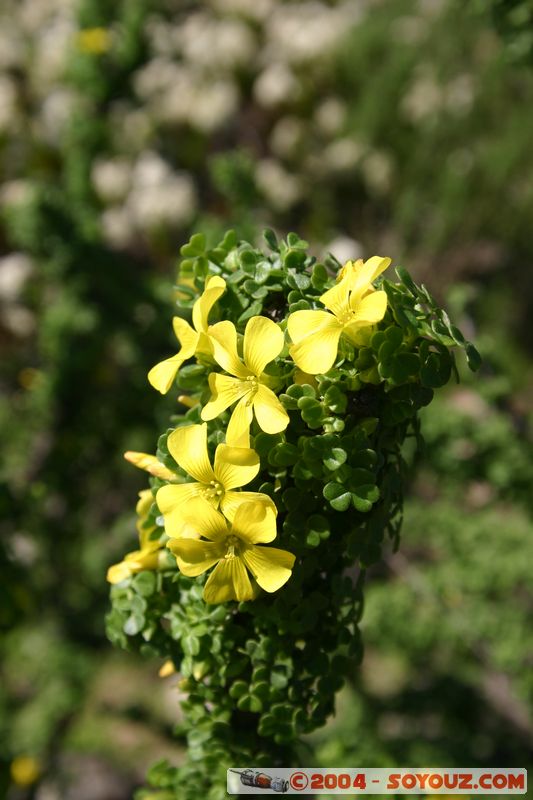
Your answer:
[311,263,328,290]
[323,447,347,471]
[251,681,270,701]
[182,633,200,657]
[237,693,262,713]
[270,669,289,690]
[306,530,321,547]
[323,482,352,511]
[323,385,347,414]
[395,266,418,295]
[385,325,404,348]
[173,283,197,300]
[351,448,378,468]
[269,442,299,467]
[307,514,330,540]
[132,571,157,597]
[287,232,309,248]
[371,330,387,351]
[279,392,298,410]
[287,268,311,289]
[353,483,380,504]
[238,299,263,323]
[348,468,376,488]
[220,229,237,251]
[298,396,324,427]
[240,249,258,267]
[465,342,482,371]
[177,363,207,390]
[180,233,206,257]
[124,614,143,636]
[254,261,271,284]
[263,228,278,250]
[420,352,452,387]
[288,383,315,399]
[252,666,270,683]
[229,680,248,699]
[282,488,302,511]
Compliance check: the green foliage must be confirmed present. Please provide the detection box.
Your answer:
[484,0,533,63]
[312,496,533,774]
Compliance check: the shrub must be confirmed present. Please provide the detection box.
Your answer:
[106,229,479,798]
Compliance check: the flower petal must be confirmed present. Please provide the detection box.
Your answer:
[231,500,278,544]
[350,289,387,326]
[209,320,250,378]
[147,355,188,395]
[253,384,289,434]
[243,316,285,376]
[124,451,176,480]
[350,256,391,304]
[168,538,224,577]
[320,263,356,317]
[107,561,133,584]
[225,398,254,448]
[203,556,254,603]
[136,489,154,517]
[137,524,159,550]
[242,544,295,593]
[177,496,229,541]
[213,444,259,490]
[287,309,335,344]
[107,546,161,584]
[201,374,250,421]
[195,331,215,357]
[221,491,277,525]
[192,275,226,333]
[148,319,199,394]
[167,424,214,484]
[156,483,202,537]
[288,318,342,374]
[171,315,199,347]
[335,259,360,283]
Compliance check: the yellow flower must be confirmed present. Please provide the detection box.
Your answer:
[201,316,289,447]
[107,490,167,584]
[177,394,199,408]
[124,451,177,481]
[77,27,111,54]
[11,755,41,787]
[148,275,226,394]
[167,498,295,603]
[158,659,176,678]
[287,256,391,375]
[156,423,274,536]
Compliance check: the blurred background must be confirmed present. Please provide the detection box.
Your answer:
[1,0,532,797]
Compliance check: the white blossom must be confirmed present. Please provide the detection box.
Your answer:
[126,152,197,231]
[176,14,255,70]
[314,97,346,137]
[0,253,34,302]
[361,151,393,194]
[101,207,136,250]
[92,158,133,204]
[254,63,300,108]
[269,117,305,159]
[255,159,303,211]
[325,236,364,265]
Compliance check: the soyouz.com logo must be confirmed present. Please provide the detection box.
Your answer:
[227,768,527,794]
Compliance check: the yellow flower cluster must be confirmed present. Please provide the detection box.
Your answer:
[77,27,112,55]
[112,257,390,603]
[107,489,169,584]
